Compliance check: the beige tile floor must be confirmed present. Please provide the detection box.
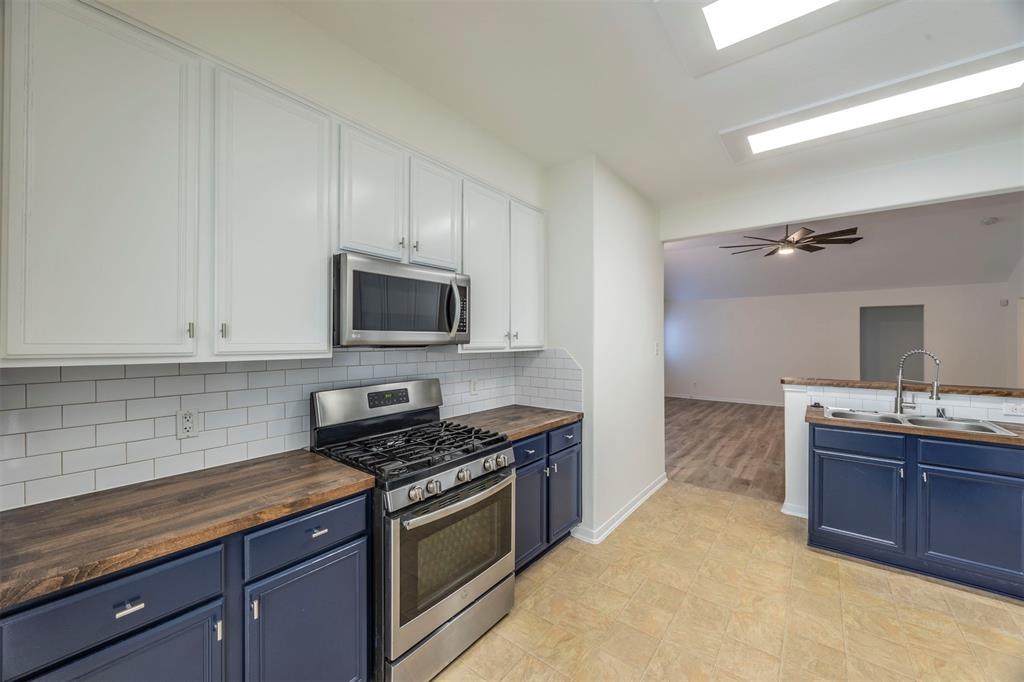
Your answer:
[437,480,1024,681]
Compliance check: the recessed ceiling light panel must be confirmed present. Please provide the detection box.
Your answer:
[747,59,1024,154]
[701,0,841,50]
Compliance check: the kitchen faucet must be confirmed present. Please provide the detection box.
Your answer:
[894,349,941,414]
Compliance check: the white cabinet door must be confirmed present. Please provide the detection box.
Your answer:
[339,126,408,261]
[2,1,199,357]
[213,69,332,355]
[461,181,510,352]
[510,202,546,349]
[409,157,461,271]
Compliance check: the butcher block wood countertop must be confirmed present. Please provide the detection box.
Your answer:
[805,406,1024,447]
[451,405,583,442]
[782,376,1024,399]
[0,450,374,612]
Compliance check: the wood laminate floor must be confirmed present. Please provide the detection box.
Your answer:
[664,398,784,503]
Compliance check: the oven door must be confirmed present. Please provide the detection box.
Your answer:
[335,252,470,347]
[386,470,514,660]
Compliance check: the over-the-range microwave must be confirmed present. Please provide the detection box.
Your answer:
[333,252,470,347]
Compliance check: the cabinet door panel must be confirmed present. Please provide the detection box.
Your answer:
[918,465,1024,581]
[36,601,223,682]
[509,202,545,349]
[3,0,198,356]
[547,445,582,541]
[340,127,408,261]
[515,459,549,570]
[812,450,904,552]
[410,158,461,271]
[245,538,367,682]
[461,181,510,351]
[214,69,332,354]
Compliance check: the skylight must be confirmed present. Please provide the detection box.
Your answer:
[747,60,1024,154]
[702,0,840,50]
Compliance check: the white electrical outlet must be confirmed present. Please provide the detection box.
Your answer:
[176,409,198,439]
[1003,402,1024,417]
[468,379,480,395]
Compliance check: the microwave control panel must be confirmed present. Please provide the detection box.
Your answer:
[368,388,410,409]
[457,287,469,333]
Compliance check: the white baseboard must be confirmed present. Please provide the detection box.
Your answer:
[781,501,808,518]
[571,472,668,544]
[665,393,783,408]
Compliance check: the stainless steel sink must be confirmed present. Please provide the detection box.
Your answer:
[823,407,1017,437]
[904,417,1016,436]
[826,410,903,424]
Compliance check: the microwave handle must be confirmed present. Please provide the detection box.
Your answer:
[449,277,462,339]
[402,470,513,531]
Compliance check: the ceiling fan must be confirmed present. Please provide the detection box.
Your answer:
[719,225,862,257]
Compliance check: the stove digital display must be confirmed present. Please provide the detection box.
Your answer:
[367,388,410,409]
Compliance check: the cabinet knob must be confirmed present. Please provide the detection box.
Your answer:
[399,237,406,248]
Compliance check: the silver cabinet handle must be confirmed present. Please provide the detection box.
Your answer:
[899,467,904,479]
[310,527,329,539]
[553,462,559,473]
[220,322,228,339]
[399,237,406,248]
[413,240,420,250]
[922,471,928,483]
[251,599,260,620]
[215,620,223,642]
[544,467,550,477]
[564,433,575,440]
[525,449,536,455]
[513,331,519,340]
[186,322,195,339]
[114,600,145,619]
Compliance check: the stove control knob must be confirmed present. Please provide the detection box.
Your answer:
[408,486,425,502]
[456,468,472,483]
[426,479,443,495]
[482,457,496,472]
[496,454,509,468]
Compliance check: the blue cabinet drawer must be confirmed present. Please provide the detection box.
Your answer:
[813,426,904,460]
[918,438,1024,478]
[0,545,222,681]
[244,495,367,582]
[547,422,581,454]
[513,435,547,467]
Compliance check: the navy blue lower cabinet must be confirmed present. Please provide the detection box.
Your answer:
[917,464,1024,583]
[515,458,549,570]
[244,537,368,682]
[35,600,224,682]
[547,445,582,542]
[812,449,905,553]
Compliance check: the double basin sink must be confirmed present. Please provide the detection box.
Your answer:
[824,407,1018,437]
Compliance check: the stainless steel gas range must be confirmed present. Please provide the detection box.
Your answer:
[310,379,515,682]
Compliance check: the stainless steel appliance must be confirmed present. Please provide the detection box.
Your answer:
[310,379,515,682]
[333,253,470,347]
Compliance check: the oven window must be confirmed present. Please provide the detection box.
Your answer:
[398,481,512,626]
[352,271,451,333]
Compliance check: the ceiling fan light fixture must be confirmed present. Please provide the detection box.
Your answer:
[778,245,795,255]
[701,0,840,50]
[747,59,1024,154]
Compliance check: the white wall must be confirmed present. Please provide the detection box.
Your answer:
[103,0,544,207]
[665,282,1017,406]
[545,156,666,542]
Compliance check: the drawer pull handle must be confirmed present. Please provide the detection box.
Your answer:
[525,449,536,455]
[553,463,559,473]
[564,434,574,440]
[311,527,330,539]
[114,600,145,619]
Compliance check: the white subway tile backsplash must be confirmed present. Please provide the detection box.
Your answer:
[96,419,154,446]
[60,365,124,381]
[227,361,267,373]
[154,416,176,438]
[96,461,153,490]
[155,375,205,397]
[126,396,180,420]
[0,406,62,435]
[124,364,180,378]
[63,444,126,473]
[96,378,154,402]
[0,385,26,410]
[205,408,248,430]
[182,392,227,413]
[248,404,285,424]
[0,434,26,461]
[205,373,248,393]
[205,443,248,468]
[27,381,96,407]
[155,451,204,479]
[180,362,225,375]
[249,371,285,389]
[1,453,61,483]
[26,426,95,456]
[285,432,309,450]
[63,401,126,427]
[248,436,284,459]
[269,359,302,370]
[126,436,180,462]
[181,428,228,454]
[268,417,303,437]
[26,471,95,504]
[0,367,61,385]
[1,482,26,510]
[285,369,318,385]
[268,386,302,404]
[228,423,267,445]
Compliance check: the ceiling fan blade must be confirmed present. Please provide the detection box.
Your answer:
[796,244,825,252]
[730,247,769,255]
[807,227,858,241]
[719,244,770,249]
[811,237,862,245]
[787,227,814,243]
[743,236,783,244]
[763,246,780,257]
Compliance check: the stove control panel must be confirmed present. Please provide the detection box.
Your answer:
[368,388,410,409]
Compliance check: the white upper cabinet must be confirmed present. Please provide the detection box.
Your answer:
[510,202,546,350]
[2,0,199,357]
[213,69,333,355]
[409,157,462,271]
[461,181,511,352]
[339,126,409,261]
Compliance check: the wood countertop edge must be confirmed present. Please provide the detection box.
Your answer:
[0,452,374,612]
[449,405,583,442]
[782,377,1024,399]
[804,406,1024,447]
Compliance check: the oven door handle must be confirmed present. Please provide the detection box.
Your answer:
[402,471,513,530]
[448,277,462,339]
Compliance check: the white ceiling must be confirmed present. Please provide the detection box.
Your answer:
[664,192,1024,300]
[287,0,1024,206]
